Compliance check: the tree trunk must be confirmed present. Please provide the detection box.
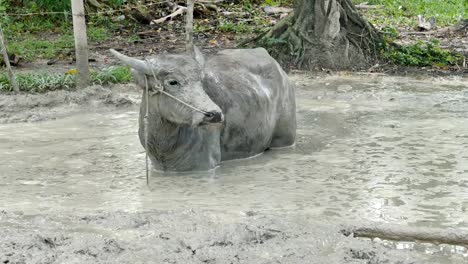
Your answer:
[257,0,383,70]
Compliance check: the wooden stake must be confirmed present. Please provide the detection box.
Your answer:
[0,25,19,93]
[71,0,90,88]
[185,0,195,53]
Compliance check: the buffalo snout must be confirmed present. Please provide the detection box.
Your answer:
[203,111,224,123]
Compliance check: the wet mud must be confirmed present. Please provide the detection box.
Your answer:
[2,210,467,264]
[0,84,140,123]
[1,73,468,263]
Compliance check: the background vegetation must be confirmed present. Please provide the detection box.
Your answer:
[0,0,466,92]
[0,66,130,92]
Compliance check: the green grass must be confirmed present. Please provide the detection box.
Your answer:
[351,0,467,67]
[3,24,110,61]
[352,0,467,28]
[90,66,131,85]
[383,40,464,67]
[5,33,74,61]
[87,26,110,42]
[0,66,131,93]
[194,22,211,33]
[218,20,253,33]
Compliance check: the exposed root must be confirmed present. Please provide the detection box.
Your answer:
[255,0,383,70]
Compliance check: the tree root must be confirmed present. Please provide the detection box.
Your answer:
[255,0,383,70]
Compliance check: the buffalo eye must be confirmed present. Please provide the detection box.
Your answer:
[168,80,179,86]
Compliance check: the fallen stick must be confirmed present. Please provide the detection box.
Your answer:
[355,4,384,10]
[151,5,187,24]
[343,223,468,247]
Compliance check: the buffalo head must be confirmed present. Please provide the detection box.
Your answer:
[110,47,223,126]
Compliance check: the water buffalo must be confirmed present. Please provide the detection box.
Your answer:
[110,47,296,172]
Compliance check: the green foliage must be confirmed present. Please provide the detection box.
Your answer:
[108,0,127,8]
[194,22,211,33]
[383,40,464,67]
[352,0,466,27]
[87,27,109,42]
[126,34,140,43]
[35,0,71,12]
[262,0,293,7]
[90,66,131,85]
[0,73,75,93]
[261,36,287,47]
[0,66,131,93]
[381,26,399,41]
[218,20,252,33]
[5,33,73,61]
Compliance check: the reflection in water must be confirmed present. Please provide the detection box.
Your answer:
[0,75,467,230]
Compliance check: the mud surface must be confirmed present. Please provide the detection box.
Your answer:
[0,84,140,123]
[2,210,467,264]
[1,74,468,263]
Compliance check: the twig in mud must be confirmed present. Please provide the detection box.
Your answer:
[343,224,468,247]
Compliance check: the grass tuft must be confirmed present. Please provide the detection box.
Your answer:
[0,66,131,93]
[352,0,466,28]
[382,40,464,67]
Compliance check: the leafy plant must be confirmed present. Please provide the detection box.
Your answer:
[352,0,466,27]
[87,26,109,42]
[194,22,211,33]
[381,26,399,41]
[91,66,131,85]
[5,33,74,61]
[383,40,464,67]
[218,20,252,33]
[0,66,131,93]
[35,0,71,12]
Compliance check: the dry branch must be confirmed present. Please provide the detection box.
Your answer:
[151,5,187,24]
[355,3,383,9]
[344,224,468,246]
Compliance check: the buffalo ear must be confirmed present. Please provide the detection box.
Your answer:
[193,46,205,67]
[131,69,146,89]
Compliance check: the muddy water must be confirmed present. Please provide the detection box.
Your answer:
[1,74,467,230]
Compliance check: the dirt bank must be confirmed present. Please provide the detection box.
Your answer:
[0,84,140,123]
[1,209,466,264]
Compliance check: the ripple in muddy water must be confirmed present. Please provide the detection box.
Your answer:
[1,74,467,232]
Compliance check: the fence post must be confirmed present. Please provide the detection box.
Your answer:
[185,0,194,53]
[0,25,19,93]
[71,0,90,88]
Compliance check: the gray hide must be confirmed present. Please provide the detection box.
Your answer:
[110,47,296,172]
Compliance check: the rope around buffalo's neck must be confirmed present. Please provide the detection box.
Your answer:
[142,59,210,184]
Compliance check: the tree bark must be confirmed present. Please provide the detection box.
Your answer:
[256,0,383,70]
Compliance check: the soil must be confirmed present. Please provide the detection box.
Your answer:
[1,210,466,264]
[1,74,468,263]
[0,84,140,123]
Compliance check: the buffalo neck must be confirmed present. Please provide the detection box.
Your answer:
[139,110,221,172]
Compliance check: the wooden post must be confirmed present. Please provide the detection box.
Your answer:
[185,0,194,53]
[0,25,19,93]
[71,0,90,88]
